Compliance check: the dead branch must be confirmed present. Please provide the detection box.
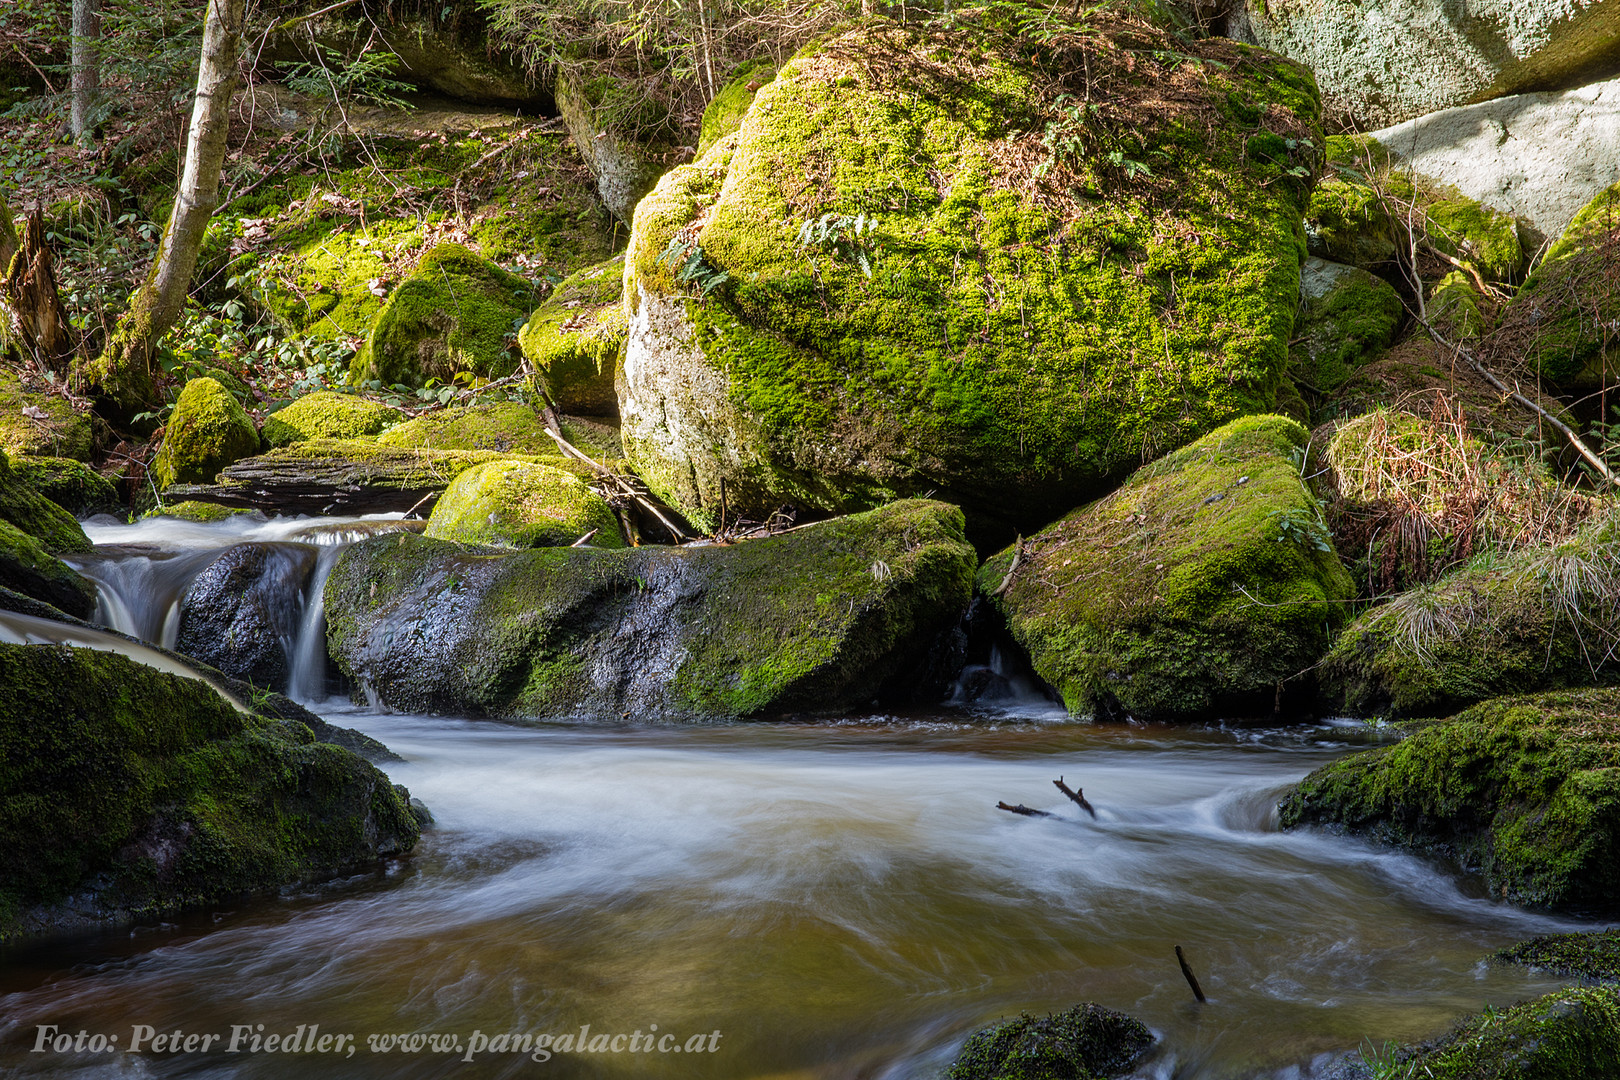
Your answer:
[996,801,1052,818]
[1175,945,1207,1003]
[1053,776,1095,818]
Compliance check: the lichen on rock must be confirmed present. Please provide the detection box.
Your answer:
[260,391,402,448]
[977,415,1354,722]
[150,377,261,491]
[423,460,624,549]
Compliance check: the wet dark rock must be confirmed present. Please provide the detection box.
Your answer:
[945,1003,1154,1080]
[177,543,316,691]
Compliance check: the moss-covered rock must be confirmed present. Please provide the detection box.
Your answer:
[1498,181,1619,392]
[10,456,120,518]
[0,643,420,941]
[978,416,1353,721]
[945,1003,1154,1080]
[350,243,542,389]
[556,68,678,224]
[377,402,553,453]
[1306,178,1399,270]
[0,521,96,619]
[150,377,261,490]
[1430,270,1488,340]
[698,60,777,156]
[517,254,626,415]
[261,391,402,448]
[326,498,975,719]
[144,500,257,524]
[1320,512,1620,717]
[1291,257,1404,396]
[0,368,93,461]
[620,13,1322,537]
[1366,986,1620,1079]
[423,460,624,549]
[0,449,91,554]
[1281,688,1620,911]
[1497,928,1620,983]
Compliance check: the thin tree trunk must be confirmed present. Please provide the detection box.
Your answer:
[80,0,245,413]
[70,0,101,145]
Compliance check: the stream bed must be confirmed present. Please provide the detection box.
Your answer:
[0,517,1599,1079]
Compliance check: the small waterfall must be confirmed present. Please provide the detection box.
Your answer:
[288,545,344,703]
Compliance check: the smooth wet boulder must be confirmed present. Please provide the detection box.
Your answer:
[0,521,95,619]
[424,460,624,549]
[0,643,420,942]
[176,543,318,691]
[150,377,261,490]
[10,456,120,517]
[0,448,90,554]
[978,416,1354,722]
[555,69,677,224]
[620,11,1321,537]
[1282,687,1620,911]
[1495,181,1619,392]
[0,368,92,460]
[517,254,625,415]
[326,499,975,719]
[260,391,402,448]
[1290,258,1404,395]
[1229,0,1620,128]
[945,1003,1154,1080]
[349,243,542,389]
[1321,511,1620,717]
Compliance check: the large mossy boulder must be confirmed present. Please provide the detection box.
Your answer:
[1321,512,1620,717]
[1281,688,1620,911]
[0,521,95,619]
[0,369,93,461]
[349,243,542,389]
[517,254,626,415]
[946,1004,1154,1080]
[978,416,1354,722]
[377,401,556,453]
[620,11,1322,538]
[176,543,319,691]
[0,448,91,554]
[1496,181,1619,392]
[11,456,120,517]
[326,499,975,719]
[0,643,420,941]
[261,391,402,448]
[424,460,624,549]
[150,377,261,490]
[698,60,776,156]
[1290,257,1404,396]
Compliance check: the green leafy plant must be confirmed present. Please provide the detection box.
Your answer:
[794,211,880,278]
[1269,506,1333,554]
[657,232,730,296]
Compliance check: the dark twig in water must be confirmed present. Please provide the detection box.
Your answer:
[1053,776,1095,818]
[996,801,1052,818]
[1176,945,1207,1003]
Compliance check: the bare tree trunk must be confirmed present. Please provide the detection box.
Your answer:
[80,0,245,413]
[70,0,101,145]
[3,208,79,373]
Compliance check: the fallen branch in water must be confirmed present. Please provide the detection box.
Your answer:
[1175,945,1207,1003]
[1054,777,1095,818]
[996,801,1052,818]
[538,424,694,542]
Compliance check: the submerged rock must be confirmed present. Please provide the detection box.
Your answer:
[424,460,624,549]
[945,1003,1153,1080]
[177,543,318,691]
[260,391,402,447]
[517,254,626,415]
[1281,687,1620,911]
[0,642,420,942]
[979,416,1354,722]
[150,377,261,490]
[326,499,975,719]
[620,13,1321,537]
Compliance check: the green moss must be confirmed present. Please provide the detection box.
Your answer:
[621,17,1322,534]
[376,402,559,454]
[9,456,120,517]
[150,378,261,490]
[0,520,96,618]
[1426,195,1524,284]
[0,368,93,461]
[699,60,777,156]
[516,254,626,415]
[1430,269,1487,340]
[1305,175,1399,268]
[143,500,257,523]
[0,449,92,554]
[1281,688,1620,910]
[325,498,975,719]
[423,460,624,549]
[1290,258,1404,394]
[945,1004,1154,1080]
[261,391,402,448]
[977,416,1354,721]
[1504,181,1620,391]
[1497,929,1620,982]
[350,243,542,389]
[0,644,420,942]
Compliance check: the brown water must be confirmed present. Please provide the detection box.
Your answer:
[0,707,1593,1080]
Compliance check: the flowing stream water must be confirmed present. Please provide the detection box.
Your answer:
[0,517,1601,1079]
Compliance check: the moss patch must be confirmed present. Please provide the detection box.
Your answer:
[1497,928,1620,983]
[326,498,974,719]
[350,243,542,389]
[0,369,93,461]
[978,415,1353,721]
[261,391,402,448]
[0,643,421,942]
[698,60,777,156]
[150,377,261,490]
[10,456,120,518]
[0,521,96,619]
[0,449,91,554]
[1291,257,1404,396]
[377,401,556,454]
[144,500,257,524]
[946,1003,1154,1080]
[424,460,624,549]
[517,254,626,415]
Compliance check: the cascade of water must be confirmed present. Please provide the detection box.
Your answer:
[288,544,344,703]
